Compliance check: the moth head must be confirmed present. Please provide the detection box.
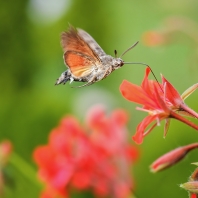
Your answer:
[113,58,124,68]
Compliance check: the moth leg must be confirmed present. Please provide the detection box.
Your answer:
[98,67,112,81]
[71,81,94,88]
[73,68,112,88]
[71,74,97,88]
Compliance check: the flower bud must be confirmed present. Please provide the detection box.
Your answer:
[180,181,198,194]
[150,143,198,172]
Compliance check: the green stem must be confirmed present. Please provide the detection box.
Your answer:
[9,152,42,188]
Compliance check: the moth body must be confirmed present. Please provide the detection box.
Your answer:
[55,26,130,88]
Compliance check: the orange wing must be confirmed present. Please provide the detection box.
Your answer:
[64,51,97,78]
[61,26,100,62]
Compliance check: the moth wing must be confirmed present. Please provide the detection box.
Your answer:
[77,28,106,58]
[61,26,100,63]
[64,51,98,78]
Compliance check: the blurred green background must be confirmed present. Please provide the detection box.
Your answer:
[1,0,198,197]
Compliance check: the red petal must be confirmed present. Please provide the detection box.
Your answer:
[49,129,68,154]
[40,187,67,198]
[161,75,182,106]
[114,182,131,198]
[86,105,106,129]
[141,67,157,99]
[120,80,157,108]
[133,115,157,144]
[141,67,151,89]
[33,146,54,167]
[190,194,197,198]
[51,164,74,189]
[132,130,143,145]
[125,146,139,162]
[153,83,170,113]
[111,109,129,126]
[72,171,91,189]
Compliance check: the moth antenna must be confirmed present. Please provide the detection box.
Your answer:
[114,50,118,58]
[120,41,139,58]
[124,62,163,93]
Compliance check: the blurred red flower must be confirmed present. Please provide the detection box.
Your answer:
[0,140,12,195]
[0,140,12,166]
[33,106,138,198]
[191,194,198,198]
[120,67,198,144]
[142,31,166,46]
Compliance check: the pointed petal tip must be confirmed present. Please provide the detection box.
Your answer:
[180,183,184,188]
[150,166,157,173]
[150,162,169,173]
[132,135,143,145]
[191,162,198,166]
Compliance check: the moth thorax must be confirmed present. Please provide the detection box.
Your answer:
[113,58,124,68]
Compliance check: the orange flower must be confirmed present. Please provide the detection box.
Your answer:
[120,67,198,144]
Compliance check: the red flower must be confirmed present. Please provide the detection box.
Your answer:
[33,106,138,198]
[120,67,198,144]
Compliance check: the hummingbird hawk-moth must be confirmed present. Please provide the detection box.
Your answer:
[55,26,145,88]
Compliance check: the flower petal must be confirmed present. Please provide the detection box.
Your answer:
[141,67,151,90]
[141,67,161,101]
[180,181,198,194]
[153,83,170,113]
[150,143,198,172]
[133,115,157,144]
[120,80,157,108]
[161,75,182,106]
[190,193,198,198]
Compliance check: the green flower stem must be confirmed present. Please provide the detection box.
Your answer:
[9,152,42,188]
